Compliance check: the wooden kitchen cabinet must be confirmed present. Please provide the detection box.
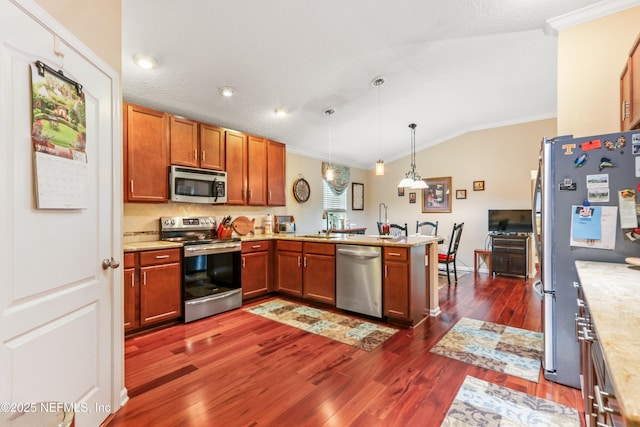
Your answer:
[247,135,267,206]
[303,242,335,304]
[123,103,169,202]
[123,252,138,333]
[242,240,272,300]
[266,140,286,206]
[620,35,640,130]
[382,246,426,327]
[170,116,226,171]
[123,248,181,334]
[383,247,409,319]
[225,129,247,205]
[275,240,303,297]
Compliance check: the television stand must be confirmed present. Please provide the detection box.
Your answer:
[491,234,529,278]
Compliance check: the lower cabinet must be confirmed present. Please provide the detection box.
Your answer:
[241,240,271,300]
[382,246,426,327]
[124,248,182,334]
[275,240,335,305]
[491,235,529,278]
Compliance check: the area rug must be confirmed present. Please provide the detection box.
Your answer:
[245,299,398,351]
[442,375,580,426]
[430,317,543,382]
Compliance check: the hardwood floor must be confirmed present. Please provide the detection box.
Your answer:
[105,273,584,426]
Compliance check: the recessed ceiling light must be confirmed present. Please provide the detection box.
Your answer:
[274,108,288,117]
[133,54,157,69]
[219,86,236,97]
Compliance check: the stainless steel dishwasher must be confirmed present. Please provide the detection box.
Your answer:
[336,244,382,318]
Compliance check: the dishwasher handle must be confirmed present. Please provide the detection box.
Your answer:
[337,248,380,260]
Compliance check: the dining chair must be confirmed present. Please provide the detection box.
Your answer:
[438,222,464,285]
[389,223,408,237]
[416,220,438,236]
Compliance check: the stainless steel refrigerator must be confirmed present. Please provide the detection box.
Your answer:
[534,131,640,388]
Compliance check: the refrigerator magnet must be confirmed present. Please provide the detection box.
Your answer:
[581,139,601,151]
[574,153,588,168]
[558,178,576,191]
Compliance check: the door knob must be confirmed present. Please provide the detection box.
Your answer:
[102,257,121,270]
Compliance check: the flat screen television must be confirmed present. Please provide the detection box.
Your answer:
[488,209,533,234]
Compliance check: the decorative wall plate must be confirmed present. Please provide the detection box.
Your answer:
[293,176,310,203]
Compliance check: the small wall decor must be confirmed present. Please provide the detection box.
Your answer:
[409,192,416,203]
[456,189,467,199]
[422,176,452,213]
[398,187,405,196]
[473,180,485,191]
[351,182,364,210]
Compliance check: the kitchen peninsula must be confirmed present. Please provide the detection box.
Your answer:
[124,233,442,329]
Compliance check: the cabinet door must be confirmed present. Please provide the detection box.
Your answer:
[123,267,138,332]
[242,251,270,299]
[492,252,510,274]
[124,104,169,202]
[303,253,335,304]
[225,130,247,205]
[621,61,632,130]
[276,250,303,296]
[509,253,527,276]
[140,262,181,326]
[631,41,640,128]
[267,140,286,206]
[247,136,267,206]
[200,123,225,170]
[383,261,409,319]
[169,115,199,167]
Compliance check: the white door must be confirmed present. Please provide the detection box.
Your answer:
[0,1,122,426]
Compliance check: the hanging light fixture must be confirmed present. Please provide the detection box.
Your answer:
[371,76,386,175]
[324,108,335,181]
[398,123,428,189]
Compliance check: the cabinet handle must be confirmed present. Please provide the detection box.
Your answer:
[155,255,170,259]
[622,100,631,120]
[142,271,147,285]
[130,273,135,287]
[389,252,401,257]
[249,189,253,200]
[252,245,261,249]
[242,256,246,268]
[303,257,307,268]
[130,180,134,194]
[384,265,388,277]
[201,150,205,162]
[593,385,619,415]
[268,190,272,200]
[194,149,198,161]
[297,255,301,267]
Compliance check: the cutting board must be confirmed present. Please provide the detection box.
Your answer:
[232,216,255,235]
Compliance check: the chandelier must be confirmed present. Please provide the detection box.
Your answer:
[397,123,427,189]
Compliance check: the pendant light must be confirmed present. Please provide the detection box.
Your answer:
[324,108,335,181]
[371,76,386,175]
[398,123,428,189]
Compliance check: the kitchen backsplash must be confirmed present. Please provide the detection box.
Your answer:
[123,202,285,243]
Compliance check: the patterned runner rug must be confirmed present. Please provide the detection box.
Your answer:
[245,299,398,352]
[430,317,543,382]
[442,375,580,426]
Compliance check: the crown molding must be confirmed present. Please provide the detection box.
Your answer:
[544,0,640,36]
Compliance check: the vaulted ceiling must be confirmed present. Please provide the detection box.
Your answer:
[122,0,609,169]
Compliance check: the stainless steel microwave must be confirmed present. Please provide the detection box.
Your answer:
[170,165,227,204]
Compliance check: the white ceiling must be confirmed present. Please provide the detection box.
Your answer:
[122,0,618,170]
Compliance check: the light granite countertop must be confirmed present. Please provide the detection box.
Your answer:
[124,234,441,252]
[575,260,640,426]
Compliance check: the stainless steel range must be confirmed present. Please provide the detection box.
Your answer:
[160,216,242,323]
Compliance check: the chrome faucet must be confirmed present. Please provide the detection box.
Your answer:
[378,203,388,223]
[322,210,330,236]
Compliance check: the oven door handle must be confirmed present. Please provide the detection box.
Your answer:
[184,244,241,256]
[185,290,241,305]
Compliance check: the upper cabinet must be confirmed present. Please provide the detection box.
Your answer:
[225,129,247,205]
[124,103,286,206]
[267,140,286,206]
[170,115,225,171]
[123,103,169,202]
[620,35,640,130]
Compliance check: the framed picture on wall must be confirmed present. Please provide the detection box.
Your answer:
[422,177,452,213]
[473,180,485,191]
[456,189,467,199]
[351,182,364,210]
[409,192,416,203]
